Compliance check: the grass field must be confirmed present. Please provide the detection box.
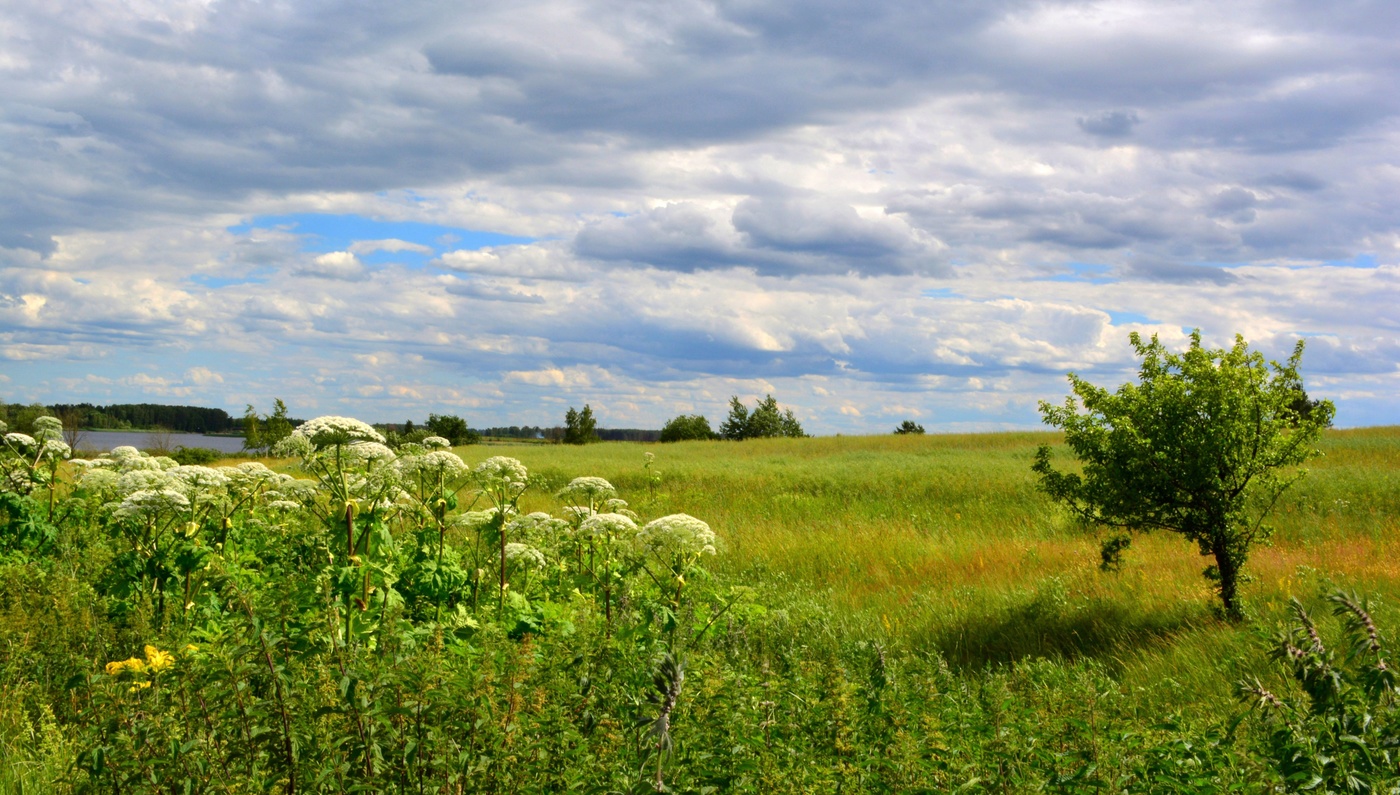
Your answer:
[446,426,1400,705]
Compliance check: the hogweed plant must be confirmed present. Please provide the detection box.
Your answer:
[472,456,530,615]
[579,511,640,632]
[633,514,717,641]
[275,416,409,645]
[1,415,70,521]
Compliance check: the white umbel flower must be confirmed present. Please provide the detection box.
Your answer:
[342,442,397,463]
[504,542,547,570]
[397,450,468,478]
[170,465,231,490]
[4,433,36,450]
[635,514,717,559]
[291,416,386,448]
[115,488,190,521]
[557,476,616,503]
[31,416,63,443]
[473,456,527,486]
[422,436,451,449]
[580,512,639,542]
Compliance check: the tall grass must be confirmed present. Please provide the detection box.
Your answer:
[344,426,1400,710]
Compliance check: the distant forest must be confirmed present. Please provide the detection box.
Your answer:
[47,403,242,433]
[29,403,660,440]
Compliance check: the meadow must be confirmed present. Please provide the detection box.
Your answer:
[0,422,1397,792]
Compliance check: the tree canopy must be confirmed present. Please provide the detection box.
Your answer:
[563,405,600,445]
[719,395,805,440]
[1032,331,1334,621]
[659,414,718,442]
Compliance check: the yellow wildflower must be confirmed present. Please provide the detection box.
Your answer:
[122,656,146,674]
[128,681,152,693]
[144,645,174,673]
[181,644,199,655]
[104,660,126,675]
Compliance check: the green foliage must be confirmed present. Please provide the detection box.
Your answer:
[426,412,481,445]
[0,401,56,435]
[719,394,805,440]
[894,420,925,435]
[1034,331,1334,620]
[1239,592,1399,792]
[658,413,718,442]
[171,446,222,465]
[49,402,238,433]
[241,398,294,454]
[564,404,599,445]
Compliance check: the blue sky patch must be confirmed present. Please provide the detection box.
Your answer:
[1106,310,1156,325]
[1034,262,1116,284]
[1320,253,1377,269]
[189,273,269,289]
[922,287,962,299]
[228,213,534,267]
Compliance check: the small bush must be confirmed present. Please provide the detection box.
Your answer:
[659,414,718,442]
[170,446,221,465]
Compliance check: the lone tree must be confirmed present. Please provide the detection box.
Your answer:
[1033,331,1334,621]
[563,405,599,445]
[895,420,925,435]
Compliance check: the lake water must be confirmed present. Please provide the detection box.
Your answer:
[76,430,248,455]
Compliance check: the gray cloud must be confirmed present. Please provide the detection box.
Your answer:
[575,197,946,276]
[1078,110,1140,138]
[1123,257,1238,285]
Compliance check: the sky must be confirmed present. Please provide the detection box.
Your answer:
[2,0,1398,432]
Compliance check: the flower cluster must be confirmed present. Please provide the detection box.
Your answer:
[104,645,178,691]
[635,514,717,565]
[473,456,528,487]
[557,476,617,506]
[287,416,386,449]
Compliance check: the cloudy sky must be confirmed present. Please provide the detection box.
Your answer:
[2,0,1398,432]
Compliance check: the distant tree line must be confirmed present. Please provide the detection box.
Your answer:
[379,411,663,446]
[45,403,241,433]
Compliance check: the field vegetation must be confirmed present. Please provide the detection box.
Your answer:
[0,414,1397,792]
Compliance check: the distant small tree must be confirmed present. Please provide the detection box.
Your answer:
[426,413,480,445]
[1033,331,1334,621]
[241,404,263,452]
[242,399,294,454]
[719,395,805,440]
[58,407,88,451]
[264,399,293,450]
[895,420,925,435]
[563,405,599,445]
[659,414,718,442]
[718,397,749,440]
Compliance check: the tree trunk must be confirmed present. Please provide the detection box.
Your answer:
[1212,539,1244,622]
